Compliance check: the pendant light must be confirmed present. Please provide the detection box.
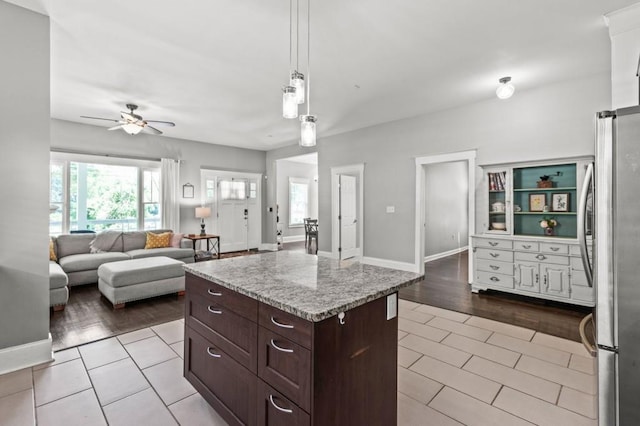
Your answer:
[299,0,316,147]
[283,0,299,119]
[282,86,298,119]
[290,0,305,104]
[496,76,515,99]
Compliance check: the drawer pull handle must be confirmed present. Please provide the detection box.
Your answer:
[269,395,293,414]
[207,306,222,315]
[489,242,498,247]
[536,254,546,260]
[489,253,499,258]
[271,316,294,329]
[550,247,560,252]
[270,339,294,353]
[489,265,499,270]
[490,276,500,282]
[207,289,222,297]
[206,347,221,358]
[522,244,532,249]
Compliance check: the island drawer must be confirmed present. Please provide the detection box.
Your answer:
[185,326,257,426]
[187,273,258,322]
[475,271,514,289]
[258,326,311,413]
[476,258,513,276]
[475,248,514,262]
[514,252,569,265]
[257,380,310,426]
[259,303,312,349]
[186,297,258,372]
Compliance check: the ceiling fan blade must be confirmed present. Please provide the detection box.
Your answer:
[143,125,163,135]
[80,115,121,123]
[107,125,124,131]
[145,120,175,127]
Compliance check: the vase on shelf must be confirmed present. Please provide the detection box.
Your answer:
[544,227,554,236]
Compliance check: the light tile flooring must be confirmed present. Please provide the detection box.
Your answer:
[0,301,597,425]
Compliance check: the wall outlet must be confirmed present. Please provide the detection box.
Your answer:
[386,206,395,213]
[386,293,397,320]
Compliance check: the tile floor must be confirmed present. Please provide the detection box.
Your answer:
[0,301,597,425]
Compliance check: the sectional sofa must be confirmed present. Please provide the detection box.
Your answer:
[50,229,194,310]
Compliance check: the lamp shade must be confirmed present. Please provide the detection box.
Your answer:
[300,115,317,147]
[195,207,211,219]
[122,123,143,135]
[290,70,305,104]
[282,86,298,119]
[496,76,515,100]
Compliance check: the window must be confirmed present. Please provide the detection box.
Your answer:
[220,180,246,200]
[49,154,161,235]
[289,178,309,226]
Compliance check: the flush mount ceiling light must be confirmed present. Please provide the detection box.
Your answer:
[496,76,515,100]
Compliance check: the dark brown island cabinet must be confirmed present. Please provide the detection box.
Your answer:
[183,261,419,426]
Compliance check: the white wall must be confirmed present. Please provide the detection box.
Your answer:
[314,73,611,265]
[0,1,51,362]
[425,161,468,257]
[276,160,318,239]
[50,119,267,239]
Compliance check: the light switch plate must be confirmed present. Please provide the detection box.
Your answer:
[386,293,397,320]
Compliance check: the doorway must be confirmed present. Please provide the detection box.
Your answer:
[201,170,262,253]
[331,164,364,260]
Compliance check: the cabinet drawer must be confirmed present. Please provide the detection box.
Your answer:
[185,327,256,426]
[259,303,312,350]
[187,273,258,322]
[476,258,513,276]
[258,326,311,413]
[540,242,569,255]
[186,297,258,372]
[475,271,514,289]
[514,252,569,265]
[570,243,592,257]
[570,257,585,272]
[570,268,589,286]
[474,238,513,250]
[475,248,514,262]
[571,285,595,303]
[514,241,539,252]
[257,380,310,426]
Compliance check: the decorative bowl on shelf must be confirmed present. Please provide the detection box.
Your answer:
[491,222,506,230]
[491,202,505,212]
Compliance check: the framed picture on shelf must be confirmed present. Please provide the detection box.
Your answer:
[551,192,570,212]
[529,193,546,212]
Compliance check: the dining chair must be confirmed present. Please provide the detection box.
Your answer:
[305,219,318,254]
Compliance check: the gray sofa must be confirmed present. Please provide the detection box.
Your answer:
[50,230,194,309]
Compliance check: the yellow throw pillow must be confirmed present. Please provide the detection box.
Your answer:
[144,231,172,249]
[49,238,57,261]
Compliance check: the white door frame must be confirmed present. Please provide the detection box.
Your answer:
[414,151,476,277]
[330,164,364,260]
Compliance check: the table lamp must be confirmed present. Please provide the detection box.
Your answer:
[195,207,211,236]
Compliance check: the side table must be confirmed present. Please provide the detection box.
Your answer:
[184,234,220,262]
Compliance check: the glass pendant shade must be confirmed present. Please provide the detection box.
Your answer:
[282,86,298,119]
[122,123,143,135]
[299,115,317,147]
[290,71,305,104]
[496,76,515,100]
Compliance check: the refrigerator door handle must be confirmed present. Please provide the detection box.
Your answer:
[579,313,597,357]
[578,162,594,287]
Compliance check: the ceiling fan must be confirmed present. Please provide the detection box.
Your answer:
[81,104,175,135]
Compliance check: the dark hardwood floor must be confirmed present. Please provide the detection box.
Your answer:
[399,250,592,342]
[51,242,587,351]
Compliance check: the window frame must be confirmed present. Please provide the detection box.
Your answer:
[288,177,310,227]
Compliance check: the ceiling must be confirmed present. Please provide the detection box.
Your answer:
[8,0,639,150]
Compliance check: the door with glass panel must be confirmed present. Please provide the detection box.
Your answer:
[215,177,260,253]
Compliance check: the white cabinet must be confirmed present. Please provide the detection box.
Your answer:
[472,235,593,307]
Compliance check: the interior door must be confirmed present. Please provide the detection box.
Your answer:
[340,175,358,259]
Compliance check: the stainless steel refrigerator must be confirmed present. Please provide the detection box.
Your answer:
[579,106,640,425]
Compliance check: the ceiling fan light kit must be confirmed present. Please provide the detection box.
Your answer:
[496,76,515,99]
[81,103,175,135]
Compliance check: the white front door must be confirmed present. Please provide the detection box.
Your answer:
[340,174,358,259]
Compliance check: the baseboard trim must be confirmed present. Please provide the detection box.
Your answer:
[317,250,335,259]
[424,246,469,263]
[283,235,306,243]
[361,257,420,273]
[260,243,278,251]
[0,333,53,375]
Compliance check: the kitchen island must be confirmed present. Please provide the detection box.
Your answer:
[182,251,422,426]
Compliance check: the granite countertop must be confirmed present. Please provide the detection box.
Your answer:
[183,251,423,322]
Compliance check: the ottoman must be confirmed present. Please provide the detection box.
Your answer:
[97,256,185,309]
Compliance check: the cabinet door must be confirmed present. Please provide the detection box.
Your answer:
[541,264,570,298]
[515,261,540,293]
[485,168,511,234]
